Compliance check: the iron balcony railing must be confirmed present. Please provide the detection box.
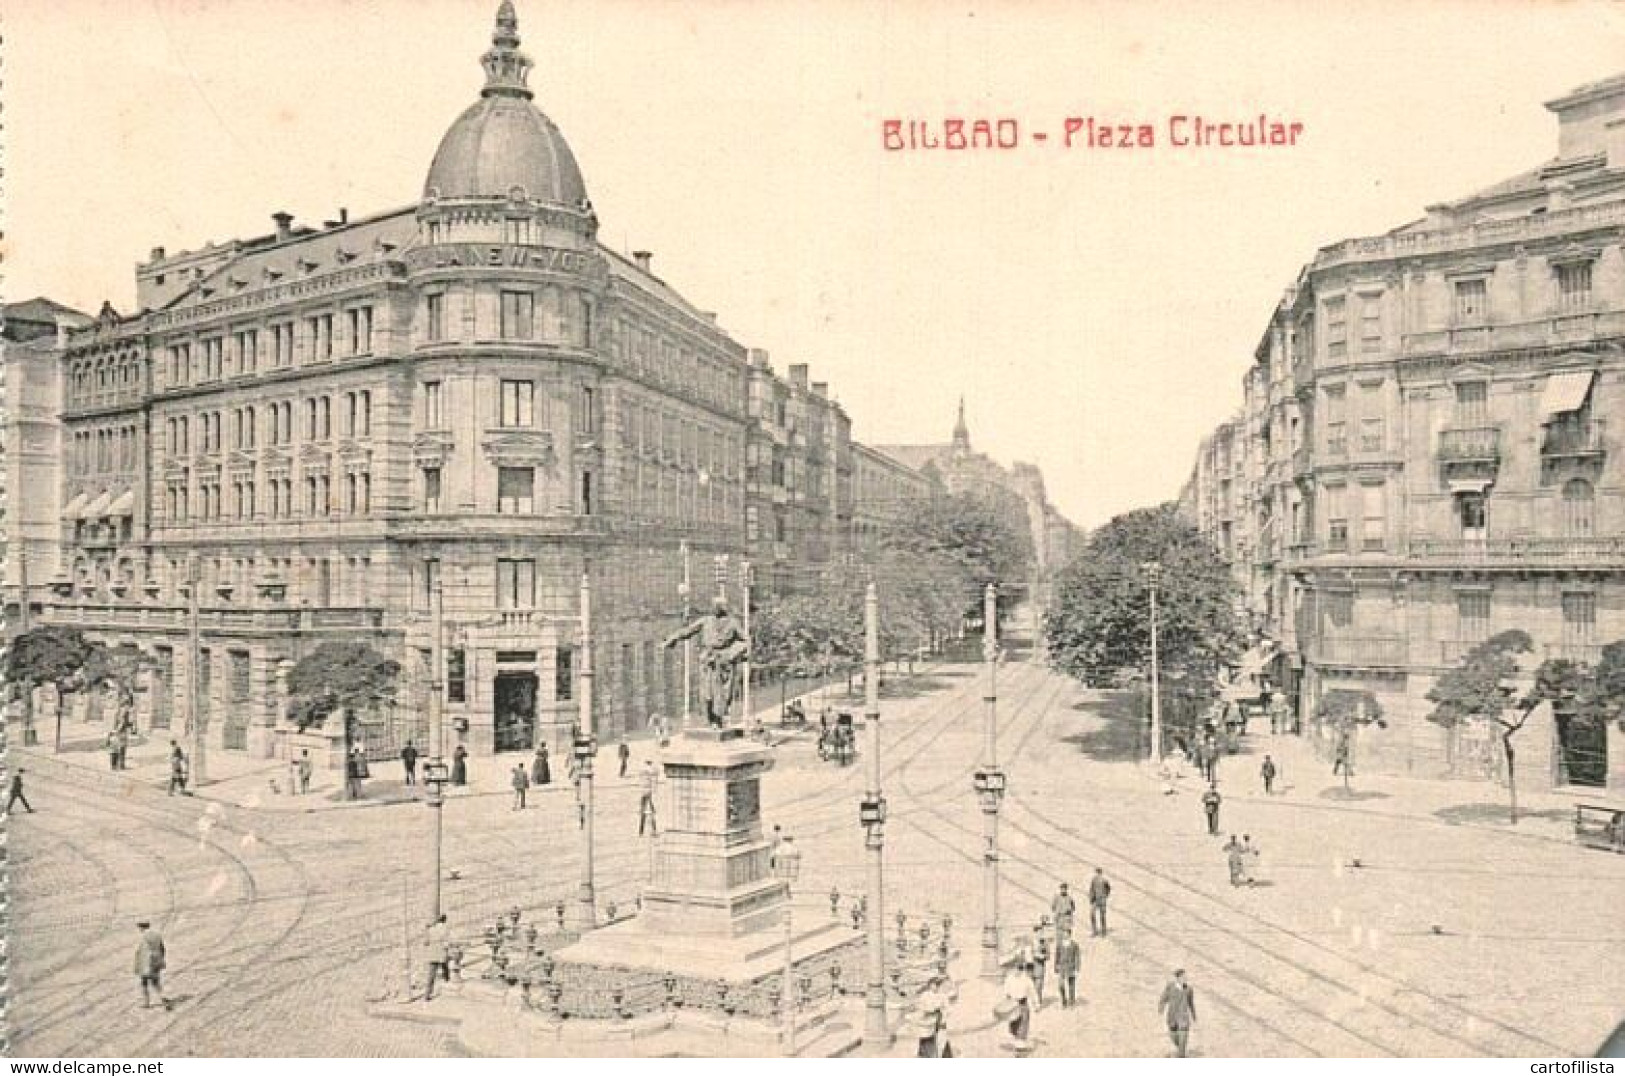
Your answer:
[1309,636,1407,667]
[1541,418,1606,458]
[1439,426,1501,462]
[1408,536,1625,568]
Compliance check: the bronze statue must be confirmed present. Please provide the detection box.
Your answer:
[665,597,748,728]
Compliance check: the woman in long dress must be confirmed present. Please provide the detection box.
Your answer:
[450,743,468,786]
[532,743,551,786]
[1001,960,1039,1051]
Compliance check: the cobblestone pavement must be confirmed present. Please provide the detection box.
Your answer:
[10,654,1623,1056]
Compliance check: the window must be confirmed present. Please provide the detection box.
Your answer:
[1457,591,1491,644]
[347,306,373,355]
[1458,492,1488,540]
[417,559,439,611]
[229,650,252,701]
[1323,385,1346,454]
[1360,482,1385,551]
[1325,297,1347,358]
[308,313,336,360]
[496,559,535,609]
[346,473,358,514]
[500,290,534,340]
[1323,590,1353,633]
[1454,381,1488,425]
[1563,478,1595,537]
[1324,484,1348,550]
[446,648,467,703]
[746,504,760,541]
[497,466,534,513]
[306,399,319,440]
[1359,295,1382,353]
[272,323,295,367]
[1562,592,1597,643]
[426,293,445,342]
[499,380,534,427]
[1557,262,1592,313]
[422,467,442,512]
[579,385,596,436]
[581,471,594,516]
[1359,417,1384,453]
[1454,278,1488,322]
[423,381,443,428]
[504,217,531,245]
[320,397,332,440]
[555,647,574,702]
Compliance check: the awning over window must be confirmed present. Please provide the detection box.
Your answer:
[1540,369,1595,418]
[108,489,136,516]
[82,490,112,519]
[61,492,89,520]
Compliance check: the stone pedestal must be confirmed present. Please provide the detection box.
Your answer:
[555,727,859,981]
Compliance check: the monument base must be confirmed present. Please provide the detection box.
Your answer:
[553,915,861,983]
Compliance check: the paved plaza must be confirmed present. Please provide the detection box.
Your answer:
[10,654,1624,1057]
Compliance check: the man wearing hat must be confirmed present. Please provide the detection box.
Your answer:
[134,921,170,1010]
[1158,968,1197,1057]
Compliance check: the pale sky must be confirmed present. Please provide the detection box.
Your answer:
[8,0,1625,529]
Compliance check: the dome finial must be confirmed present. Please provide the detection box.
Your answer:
[481,1,533,99]
[953,396,970,450]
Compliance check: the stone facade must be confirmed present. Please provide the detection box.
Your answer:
[25,4,962,759]
[1180,72,1625,794]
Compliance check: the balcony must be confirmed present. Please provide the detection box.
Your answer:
[1402,310,1625,359]
[1310,636,1407,668]
[1541,419,1606,459]
[1315,200,1625,272]
[1439,426,1501,463]
[1408,536,1625,569]
[1543,641,1607,665]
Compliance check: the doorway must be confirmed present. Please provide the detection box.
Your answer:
[493,672,537,753]
[1555,712,1606,788]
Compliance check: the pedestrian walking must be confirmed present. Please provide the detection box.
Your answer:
[1223,834,1243,886]
[6,769,34,814]
[298,749,313,794]
[532,742,551,785]
[1050,882,1076,940]
[618,739,631,778]
[1201,784,1222,836]
[1055,931,1081,1007]
[451,743,468,786]
[638,760,658,836]
[168,742,188,796]
[1261,754,1277,795]
[116,723,130,770]
[510,764,529,810]
[999,958,1039,1054]
[1158,968,1197,1057]
[1087,867,1112,936]
[346,746,367,800]
[913,973,956,1057]
[106,729,122,771]
[134,921,171,1010]
[1240,834,1260,886]
[286,755,300,797]
[424,914,450,1001]
[1332,733,1351,777]
[1030,919,1051,1003]
[401,741,419,785]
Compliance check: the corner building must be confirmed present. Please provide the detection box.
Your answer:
[1181,72,1625,794]
[51,5,760,756]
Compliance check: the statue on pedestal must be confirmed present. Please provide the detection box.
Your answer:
[665,597,748,728]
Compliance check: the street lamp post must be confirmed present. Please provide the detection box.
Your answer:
[774,835,802,1055]
[1143,563,1163,767]
[17,547,38,746]
[186,554,208,786]
[975,583,1005,979]
[679,540,692,732]
[426,569,447,924]
[572,571,598,932]
[860,580,890,1047]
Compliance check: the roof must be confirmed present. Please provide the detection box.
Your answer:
[3,297,90,324]
[870,444,953,472]
[424,93,587,206]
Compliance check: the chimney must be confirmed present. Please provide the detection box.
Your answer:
[150,246,166,261]
[272,211,294,241]
[748,348,771,370]
[812,381,828,397]
[324,208,350,229]
[633,250,653,273]
[788,363,809,389]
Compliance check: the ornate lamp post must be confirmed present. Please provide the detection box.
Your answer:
[774,835,802,1055]
[860,579,890,1046]
[976,583,1004,979]
[426,569,447,923]
[183,554,208,785]
[1142,562,1163,766]
[572,571,598,932]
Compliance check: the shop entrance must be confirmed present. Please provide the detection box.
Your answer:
[493,672,538,753]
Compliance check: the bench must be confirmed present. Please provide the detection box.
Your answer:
[1574,803,1625,853]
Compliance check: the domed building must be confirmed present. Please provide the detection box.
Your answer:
[46,3,779,760]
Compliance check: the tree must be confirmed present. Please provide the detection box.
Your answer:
[1576,640,1625,731]
[1314,688,1387,791]
[286,642,401,793]
[5,625,99,751]
[84,643,156,734]
[1044,503,1243,695]
[882,488,1033,615]
[1425,630,1540,821]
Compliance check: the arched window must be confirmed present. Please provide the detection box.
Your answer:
[1563,478,1595,538]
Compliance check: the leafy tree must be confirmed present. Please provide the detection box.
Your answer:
[1576,640,1625,731]
[286,642,401,771]
[881,488,1033,614]
[5,625,99,751]
[1425,630,1542,821]
[1044,503,1243,695]
[84,643,155,732]
[1314,688,1387,791]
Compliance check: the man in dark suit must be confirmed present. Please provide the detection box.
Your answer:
[401,741,419,786]
[134,921,171,1010]
[1158,968,1196,1057]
